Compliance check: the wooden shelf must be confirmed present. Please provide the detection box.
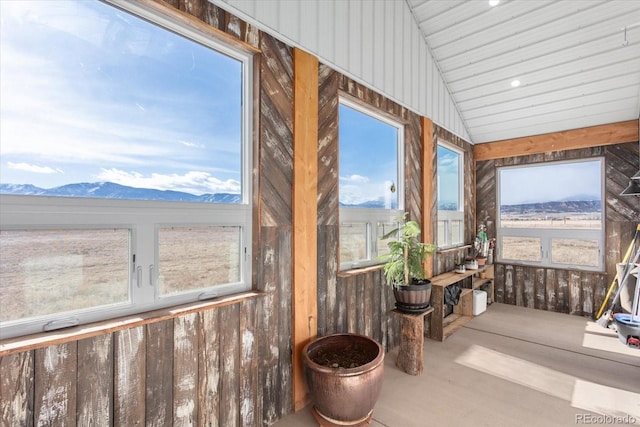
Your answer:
[428,264,494,342]
[430,267,484,288]
[442,315,472,341]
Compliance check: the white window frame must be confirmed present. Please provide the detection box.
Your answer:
[0,0,253,339]
[338,98,405,271]
[496,158,605,272]
[437,142,465,249]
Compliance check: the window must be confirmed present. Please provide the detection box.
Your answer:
[437,143,464,248]
[497,159,604,271]
[338,98,404,270]
[0,0,253,339]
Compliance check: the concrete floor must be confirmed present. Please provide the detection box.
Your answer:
[274,303,640,427]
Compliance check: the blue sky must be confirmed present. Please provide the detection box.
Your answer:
[339,104,399,207]
[0,0,243,196]
[437,145,460,209]
[500,160,602,205]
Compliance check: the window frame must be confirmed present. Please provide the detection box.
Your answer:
[496,158,605,272]
[338,97,405,271]
[0,0,254,339]
[436,141,465,249]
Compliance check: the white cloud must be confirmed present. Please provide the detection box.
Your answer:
[340,174,370,184]
[7,162,62,174]
[0,1,241,191]
[180,140,204,148]
[96,168,240,195]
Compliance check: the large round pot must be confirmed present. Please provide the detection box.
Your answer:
[393,279,432,314]
[302,333,385,425]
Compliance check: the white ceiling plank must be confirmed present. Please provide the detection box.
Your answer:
[465,90,638,128]
[217,0,638,144]
[472,109,636,143]
[462,74,640,119]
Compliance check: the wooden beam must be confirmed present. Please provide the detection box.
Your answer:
[292,48,318,411]
[473,120,639,161]
[421,117,434,279]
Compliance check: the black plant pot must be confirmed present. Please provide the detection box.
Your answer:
[393,278,432,314]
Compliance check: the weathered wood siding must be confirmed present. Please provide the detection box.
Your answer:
[256,29,294,426]
[1,301,262,427]
[433,128,475,275]
[1,1,292,426]
[478,143,639,317]
[1,0,430,423]
[316,70,432,352]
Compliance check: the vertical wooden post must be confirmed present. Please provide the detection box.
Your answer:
[292,48,318,411]
[421,117,435,278]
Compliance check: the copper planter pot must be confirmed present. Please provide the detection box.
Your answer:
[302,333,385,425]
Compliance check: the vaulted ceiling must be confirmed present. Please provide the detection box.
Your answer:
[407,0,640,143]
[217,0,640,145]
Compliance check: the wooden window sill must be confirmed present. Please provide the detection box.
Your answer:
[0,290,265,357]
[338,264,384,278]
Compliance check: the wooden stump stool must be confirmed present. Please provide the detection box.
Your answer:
[392,307,434,375]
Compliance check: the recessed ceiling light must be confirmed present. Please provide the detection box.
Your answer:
[489,0,500,6]
[511,79,521,87]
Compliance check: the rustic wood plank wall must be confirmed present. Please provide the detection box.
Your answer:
[256,29,294,425]
[433,127,476,275]
[1,301,263,426]
[477,143,639,317]
[316,64,340,340]
[315,71,431,353]
[0,1,293,426]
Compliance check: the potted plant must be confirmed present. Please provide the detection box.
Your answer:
[380,213,438,313]
[473,224,489,266]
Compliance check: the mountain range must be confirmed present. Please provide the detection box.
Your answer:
[0,182,241,203]
[0,182,601,213]
[500,200,601,214]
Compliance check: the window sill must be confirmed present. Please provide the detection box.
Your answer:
[338,264,384,278]
[0,290,265,357]
[437,244,472,254]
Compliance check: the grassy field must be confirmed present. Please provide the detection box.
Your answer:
[501,236,599,266]
[2,217,601,323]
[0,227,240,323]
[500,216,600,266]
[501,213,601,229]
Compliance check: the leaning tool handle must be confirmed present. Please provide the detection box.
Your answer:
[632,270,640,323]
[596,224,640,320]
[608,247,640,312]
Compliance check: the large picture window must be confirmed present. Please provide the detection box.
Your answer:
[497,159,604,271]
[0,0,253,339]
[437,143,464,248]
[338,98,404,270]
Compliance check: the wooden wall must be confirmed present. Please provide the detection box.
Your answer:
[1,1,295,426]
[476,142,640,317]
[432,128,476,275]
[1,1,448,424]
[1,302,262,426]
[315,68,430,350]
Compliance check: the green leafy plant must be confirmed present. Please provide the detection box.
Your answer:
[380,213,438,286]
